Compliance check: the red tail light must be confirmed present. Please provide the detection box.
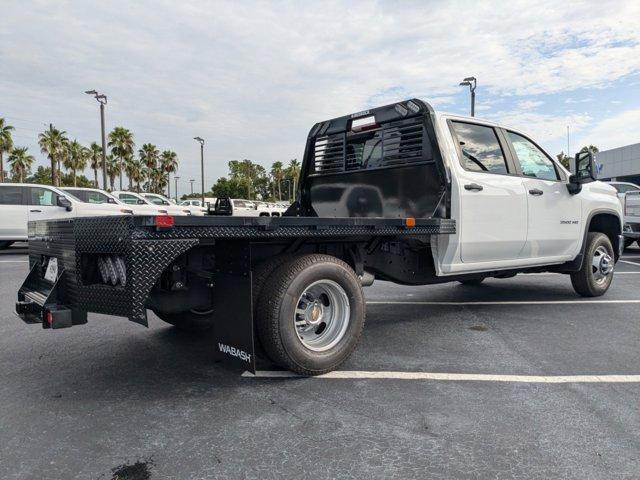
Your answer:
[155,215,175,228]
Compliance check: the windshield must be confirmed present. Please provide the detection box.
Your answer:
[65,189,112,204]
[144,194,170,205]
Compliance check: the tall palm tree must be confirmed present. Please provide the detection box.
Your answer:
[88,142,102,187]
[128,159,146,192]
[160,150,178,197]
[287,158,301,201]
[0,118,15,183]
[270,161,284,200]
[38,126,68,186]
[108,127,134,190]
[8,146,34,183]
[138,143,159,191]
[105,154,120,191]
[65,140,88,187]
[150,167,168,194]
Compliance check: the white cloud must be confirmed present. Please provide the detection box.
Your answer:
[575,109,640,151]
[0,0,639,186]
[517,100,544,110]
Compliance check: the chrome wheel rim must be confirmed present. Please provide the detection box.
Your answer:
[592,245,613,284]
[294,280,350,351]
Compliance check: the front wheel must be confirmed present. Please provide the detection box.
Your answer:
[570,232,615,297]
[256,254,365,375]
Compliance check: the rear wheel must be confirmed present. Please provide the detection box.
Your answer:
[458,278,485,286]
[570,232,614,297]
[153,309,215,332]
[256,254,365,375]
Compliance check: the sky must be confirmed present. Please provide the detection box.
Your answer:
[1,0,640,194]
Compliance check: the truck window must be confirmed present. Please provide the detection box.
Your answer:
[451,122,508,174]
[507,131,559,181]
[28,187,57,206]
[119,194,138,205]
[0,186,24,205]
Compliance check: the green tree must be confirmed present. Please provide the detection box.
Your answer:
[0,118,15,182]
[580,145,599,154]
[211,176,247,198]
[108,127,135,190]
[127,159,146,192]
[65,140,88,187]
[8,146,34,182]
[88,142,102,187]
[105,153,120,191]
[556,152,571,169]
[286,158,301,201]
[270,161,284,200]
[160,150,178,196]
[38,126,67,186]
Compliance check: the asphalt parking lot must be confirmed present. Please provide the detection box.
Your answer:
[1,243,640,479]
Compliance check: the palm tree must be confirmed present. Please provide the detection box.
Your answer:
[138,143,159,190]
[271,161,284,200]
[0,118,15,182]
[8,146,34,183]
[150,167,168,194]
[287,159,301,201]
[38,126,68,186]
[88,142,102,187]
[128,159,146,192]
[105,154,120,191]
[108,127,134,190]
[65,140,88,187]
[160,150,178,197]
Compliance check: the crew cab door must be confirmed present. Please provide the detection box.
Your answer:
[26,186,71,222]
[504,131,581,258]
[450,121,528,263]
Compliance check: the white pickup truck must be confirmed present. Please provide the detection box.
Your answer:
[16,99,623,375]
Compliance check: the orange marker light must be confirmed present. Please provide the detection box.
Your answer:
[405,217,416,228]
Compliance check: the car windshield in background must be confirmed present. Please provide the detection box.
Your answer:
[66,190,110,204]
[144,195,168,205]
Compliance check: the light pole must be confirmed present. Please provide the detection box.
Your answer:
[174,175,180,202]
[85,90,108,189]
[193,137,205,205]
[459,77,477,117]
[189,179,195,195]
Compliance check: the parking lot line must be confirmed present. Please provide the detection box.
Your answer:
[243,370,640,383]
[366,299,640,306]
[619,259,640,267]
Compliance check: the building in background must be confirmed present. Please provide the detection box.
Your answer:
[597,143,640,185]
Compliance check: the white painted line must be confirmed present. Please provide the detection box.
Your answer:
[0,260,28,263]
[243,370,640,383]
[366,299,640,306]
[619,259,640,267]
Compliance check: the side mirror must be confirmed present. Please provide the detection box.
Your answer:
[107,197,116,204]
[573,151,597,183]
[137,199,146,205]
[57,195,73,211]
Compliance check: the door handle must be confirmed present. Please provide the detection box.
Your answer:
[29,209,42,213]
[528,188,544,196]
[464,183,483,191]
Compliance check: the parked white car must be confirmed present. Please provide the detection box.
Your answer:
[142,193,204,216]
[180,197,216,209]
[63,187,166,216]
[606,181,640,200]
[0,183,133,248]
[112,191,191,216]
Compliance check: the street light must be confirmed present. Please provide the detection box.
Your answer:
[174,176,180,202]
[85,90,108,189]
[193,137,205,205]
[459,76,477,117]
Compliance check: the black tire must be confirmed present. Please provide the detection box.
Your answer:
[153,309,215,332]
[458,278,485,286]
[570,232,614,297]
[624,238,635,249]
[0,241,13,249]
[256,254,365,375]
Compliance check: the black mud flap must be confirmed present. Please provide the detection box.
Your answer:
[212,241,256,373]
